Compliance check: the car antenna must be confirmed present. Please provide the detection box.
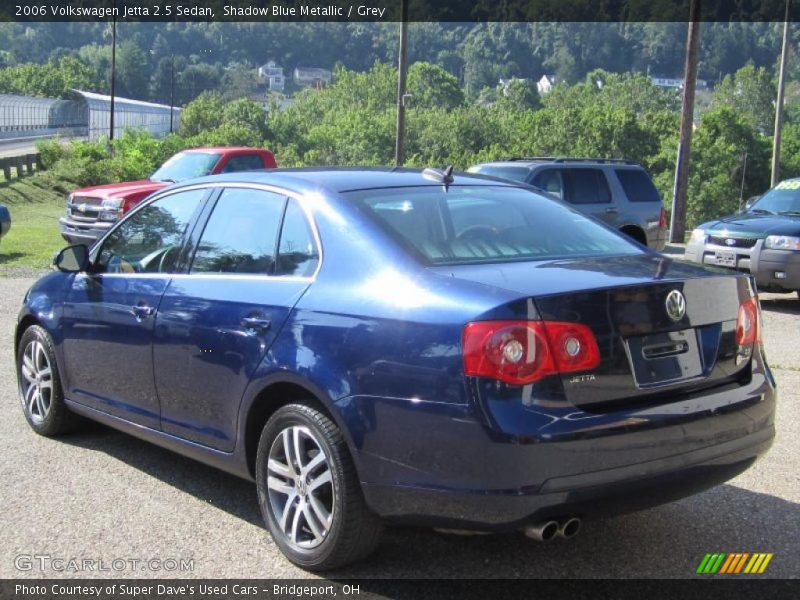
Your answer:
[422,165,455,190]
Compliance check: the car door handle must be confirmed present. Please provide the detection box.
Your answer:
[604,207,619,213]
[131,303,155,320]
[241,316,271,333]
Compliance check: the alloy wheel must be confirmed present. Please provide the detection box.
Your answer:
[266,425,334,549]
[20,340,53,424]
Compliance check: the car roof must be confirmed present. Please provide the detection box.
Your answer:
[167,167,518,194]
[474,157,642,168]
[182,147,270,154]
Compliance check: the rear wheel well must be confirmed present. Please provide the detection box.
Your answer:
[244,382,331,477]
[620,225,648,246]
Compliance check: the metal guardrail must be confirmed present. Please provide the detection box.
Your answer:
[0,153,41,181]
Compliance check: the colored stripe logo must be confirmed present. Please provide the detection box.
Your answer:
[696,552,773,574]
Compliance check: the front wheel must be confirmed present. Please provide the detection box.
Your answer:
[17,325,80,436]
[255,403,382,570]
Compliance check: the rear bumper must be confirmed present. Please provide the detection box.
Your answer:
[685,238,800,292]
[356,366,776,529]
[650,227,667,251]
[364,423,772,528]
[59,217,112,245]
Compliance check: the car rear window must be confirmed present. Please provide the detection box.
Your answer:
[467,165,531,183]
[347,186,640,265]
[531,169,611,204]
[615,169,662,203]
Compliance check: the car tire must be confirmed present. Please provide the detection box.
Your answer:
[255,403,382,571]
[17,325,81,436]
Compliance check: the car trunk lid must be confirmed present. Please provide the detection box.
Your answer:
[432,254,752,411]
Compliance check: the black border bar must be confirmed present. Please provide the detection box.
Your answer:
[2,579,800,600]
[2,0,800,23]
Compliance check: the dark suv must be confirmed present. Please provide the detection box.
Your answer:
[469,158,667,250]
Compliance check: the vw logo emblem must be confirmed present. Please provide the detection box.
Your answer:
[665,290,686,322]
[725,238,736,246]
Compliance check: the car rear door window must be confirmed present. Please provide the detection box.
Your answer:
[276,199,319,277]
[563,169,611,204]
[190,188,286,274]
[615,169,662,203]
[96,189,206,274]
[220,154,267,173]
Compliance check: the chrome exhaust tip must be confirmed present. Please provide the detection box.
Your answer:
[558,517,581,539]
[524,520,559,542]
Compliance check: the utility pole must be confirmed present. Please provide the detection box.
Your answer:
[169,54,175,133]
[670,0,701,243]
[109,11,117,142]
[772,0,792,187]
[394,0,409,167]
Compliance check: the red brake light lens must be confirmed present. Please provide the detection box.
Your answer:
[735,296,761,346]
[658,207,668,229]
[463,320,600,385]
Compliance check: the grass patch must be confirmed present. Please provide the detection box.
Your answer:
[0,173,73,275]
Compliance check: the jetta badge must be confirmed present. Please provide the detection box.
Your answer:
[665,290,686,321]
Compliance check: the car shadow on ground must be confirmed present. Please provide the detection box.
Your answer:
[0,252,25,264]
[57,422,799,579]
[759,295,800,316]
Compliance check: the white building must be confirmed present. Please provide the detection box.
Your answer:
[293,67,332,89]
[257,61,285,92]
[536,75,556,95]
[650,76,708,90]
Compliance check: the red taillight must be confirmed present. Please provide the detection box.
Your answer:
[735,296,761,346]
[658,207,667,229]
[463,320,600,385]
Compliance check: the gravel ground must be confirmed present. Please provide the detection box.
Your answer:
[0,276,797,580]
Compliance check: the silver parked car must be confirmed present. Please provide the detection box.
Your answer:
[469,157,668,250]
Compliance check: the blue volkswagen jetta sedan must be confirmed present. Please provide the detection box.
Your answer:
[15,168,775,570]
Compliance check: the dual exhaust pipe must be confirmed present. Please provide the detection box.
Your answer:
[524,517,581,542]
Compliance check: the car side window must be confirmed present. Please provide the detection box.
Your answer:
[615,169,661,203]
[96,189,205,274]
[276,199,319,277]
[220,154,266,173]
[190,187,286,274]
[531,169,564,200]
[563,169,611,204]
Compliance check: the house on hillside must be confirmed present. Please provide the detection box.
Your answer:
[650,76,708,90]
[257,61,285,92]
[536,74,556,95]
[293,67,332,89]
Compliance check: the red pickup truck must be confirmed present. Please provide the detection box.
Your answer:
[59,147,277,244]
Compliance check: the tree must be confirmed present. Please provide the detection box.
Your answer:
[712,64,776,133]
[686,108,770,228]
[407,62,464,110]
[496,78,540,110]
[115,41,149,100]
[221,98,268,140]
[179,91,225,136]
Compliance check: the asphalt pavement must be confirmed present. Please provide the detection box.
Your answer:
[0,275,797,580]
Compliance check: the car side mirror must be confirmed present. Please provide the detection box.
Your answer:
[54,244,91,273]
[742,195,760,212]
